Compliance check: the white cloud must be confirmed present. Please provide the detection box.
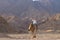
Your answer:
[32,0,39,1]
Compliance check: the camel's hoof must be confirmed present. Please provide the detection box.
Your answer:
[33,36,36,38]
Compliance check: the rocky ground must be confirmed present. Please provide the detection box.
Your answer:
[0,33,60,40]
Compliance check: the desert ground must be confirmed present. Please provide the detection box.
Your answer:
[0,33,60,40]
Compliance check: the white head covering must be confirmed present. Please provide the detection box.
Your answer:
[32,19,37,24]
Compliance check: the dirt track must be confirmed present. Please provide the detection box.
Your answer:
[0,33,60,40]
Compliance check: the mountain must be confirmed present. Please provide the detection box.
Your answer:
[0,0,60,33]
[0,16,15,33]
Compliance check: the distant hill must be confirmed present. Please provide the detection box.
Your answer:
[0,0,60,33]
[0,16,15,33]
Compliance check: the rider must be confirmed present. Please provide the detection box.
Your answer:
[32,19,37,25]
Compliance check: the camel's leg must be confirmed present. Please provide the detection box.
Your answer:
[32,30,36,38]
[32,25,37,38]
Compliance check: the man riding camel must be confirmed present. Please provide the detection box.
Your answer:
[28,18,38,38]
[28,17,48,38]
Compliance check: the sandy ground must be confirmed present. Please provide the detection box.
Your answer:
[0,33,60,40]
